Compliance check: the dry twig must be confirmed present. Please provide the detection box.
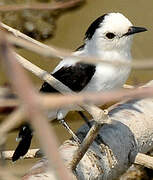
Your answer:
[1,25,153,69]
[1,84,153,114]
[3,147,153,172]
[2,148,40,160]
[1,85,153,113]
[0,0,83,12]
[135,153,153,170]
[0,107,24,145]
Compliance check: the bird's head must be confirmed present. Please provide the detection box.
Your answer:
[85,13,147,57]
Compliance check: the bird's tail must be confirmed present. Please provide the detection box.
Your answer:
[12,123,33,162]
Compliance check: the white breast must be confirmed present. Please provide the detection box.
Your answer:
[83,63,131,92]
[82,45,132,92]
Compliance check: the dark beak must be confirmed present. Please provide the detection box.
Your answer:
[124,26,147,36]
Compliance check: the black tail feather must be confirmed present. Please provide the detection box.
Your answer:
[12,123,33,162]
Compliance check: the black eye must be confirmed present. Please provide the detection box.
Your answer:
[106,33,115,39]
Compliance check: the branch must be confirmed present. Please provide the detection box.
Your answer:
[135,153,153,170]
[68,110,111,171]
[1,85,153,114]
[1,22,153,69]
[0,107,24,145]
[0,0,83,11]
[3,148,153,171]
[2,149,41,160]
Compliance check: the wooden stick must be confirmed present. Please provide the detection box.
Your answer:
[0,107,24,144]
[2,149,41,160]
[7,33,153,69]
[135,153,153,170]
[3,149,153,172]
[0,0,83,12]
[1,84,153,113]
[0,22,153,69]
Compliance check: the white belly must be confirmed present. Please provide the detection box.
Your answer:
[83,63,131,92]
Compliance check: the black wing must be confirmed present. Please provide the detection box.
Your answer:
[40,62,96,92]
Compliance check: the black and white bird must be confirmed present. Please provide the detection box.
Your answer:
[12,12,147,162]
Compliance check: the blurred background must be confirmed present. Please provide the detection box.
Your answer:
[0,0,152,179]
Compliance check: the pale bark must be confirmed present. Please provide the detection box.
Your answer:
[22,81,153,180]
[2,149,40,160]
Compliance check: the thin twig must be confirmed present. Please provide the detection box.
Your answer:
[1,84,153,112]
[15,53,73,94]
[0,22,68,58]
[123,84,134,89]
[2,148,41,160]
[0,0,83,12]
[3,144,153,172]
[0,98,19,107]
[1,24,153,69]
[42,86,153,110]
[134,153,153,170]
[7,32,153,69]
[0,107,24,145]
[68,109,111,171]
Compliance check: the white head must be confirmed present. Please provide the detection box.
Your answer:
[84,13,147,59]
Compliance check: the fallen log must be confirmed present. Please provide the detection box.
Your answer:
[22,80,153,180]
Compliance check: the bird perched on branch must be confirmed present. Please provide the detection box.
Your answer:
[12,12,147,162]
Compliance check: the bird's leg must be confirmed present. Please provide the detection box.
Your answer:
[57,111,80,144]
[78,111,106,145]
[78,111,91,128]
[59,119,81,144]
